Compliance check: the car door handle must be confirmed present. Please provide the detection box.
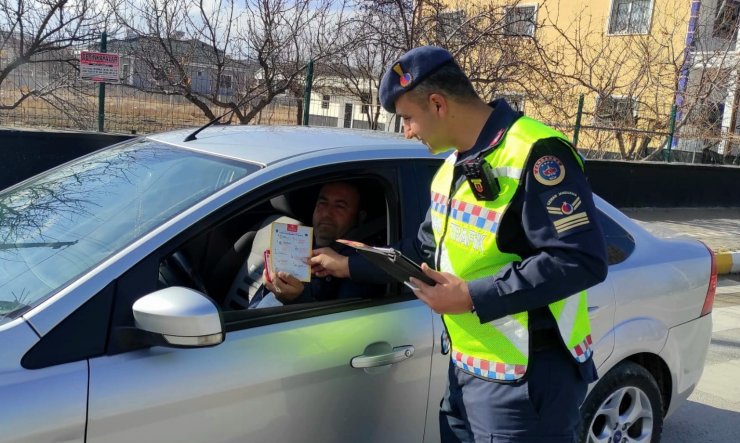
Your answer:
[351,345,415,368]
[588,305,602,313]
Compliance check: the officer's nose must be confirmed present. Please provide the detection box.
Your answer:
[403,123,414,140]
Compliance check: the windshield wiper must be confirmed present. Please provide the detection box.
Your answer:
[0,241,77,250]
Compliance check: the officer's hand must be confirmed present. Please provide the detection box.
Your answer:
[263,269,304,303]
[409,263,474,314]
[310,248,350,279]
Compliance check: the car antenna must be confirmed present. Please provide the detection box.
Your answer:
[183,59,316,142]
[183,107,236,142]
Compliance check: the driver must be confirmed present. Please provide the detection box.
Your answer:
[252,181,381,307]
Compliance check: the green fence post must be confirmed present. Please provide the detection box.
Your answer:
[665,104,677,163]
[302,60,314,126]
[573,94,584,147]
[98,32,107,133]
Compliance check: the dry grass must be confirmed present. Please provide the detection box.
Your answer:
[0,87,299,134]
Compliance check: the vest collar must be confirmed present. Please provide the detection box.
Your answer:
[457,99,521,164]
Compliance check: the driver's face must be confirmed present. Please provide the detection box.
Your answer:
[312,183,361,247]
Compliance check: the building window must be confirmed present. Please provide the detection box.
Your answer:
[713,1,740,40]
[360,92,371,114]
[608,0,653,35]
[343,103,353,128]
[437,9,466,43]
[595,95,637,125]
[221,74,232,89]
[321,94,330,109]
[689,102,725,133]
[504,6,537,37]
[197,71,203,77]
[121,64,130,83]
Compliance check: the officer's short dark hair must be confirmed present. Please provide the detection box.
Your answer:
[406,62,479,106]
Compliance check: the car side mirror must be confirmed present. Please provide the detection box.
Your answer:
[132,287,224,348]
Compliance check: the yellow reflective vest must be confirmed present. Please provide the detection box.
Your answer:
[430,116,593,381]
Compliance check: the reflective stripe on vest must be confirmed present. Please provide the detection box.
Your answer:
[430,116,593,381]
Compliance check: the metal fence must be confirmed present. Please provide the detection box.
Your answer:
[2,58,740,165]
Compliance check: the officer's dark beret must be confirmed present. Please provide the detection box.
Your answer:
[379,46,454,113]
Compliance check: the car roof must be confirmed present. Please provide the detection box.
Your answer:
[146,125,426,165]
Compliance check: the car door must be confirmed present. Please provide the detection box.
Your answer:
[85,162,434,443]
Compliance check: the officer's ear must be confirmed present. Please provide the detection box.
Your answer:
[428,93,447,117]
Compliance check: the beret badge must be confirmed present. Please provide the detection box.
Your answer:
[393,63,413,88]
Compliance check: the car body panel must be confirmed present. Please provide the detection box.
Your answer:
[586,281,617,370]
[660,314,713,418]
[1,363,88,443]
[87,301,432,443]
[21,144,434,337]
[0,125,714,443]
[148,126,419,166]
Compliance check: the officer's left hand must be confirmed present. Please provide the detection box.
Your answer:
[410,263,474,314]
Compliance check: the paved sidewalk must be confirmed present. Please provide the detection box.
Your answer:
[621,207,740,274]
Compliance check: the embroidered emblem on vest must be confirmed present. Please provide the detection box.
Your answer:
[533,155,565,186]
[546,191,581,215]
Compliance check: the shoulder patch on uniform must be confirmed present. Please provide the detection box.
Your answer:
[533,155,565,186]
[539,185,592,238]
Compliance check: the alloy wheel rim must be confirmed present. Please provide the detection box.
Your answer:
[587,385,654,443]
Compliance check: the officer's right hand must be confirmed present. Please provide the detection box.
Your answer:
[263,269,304,303]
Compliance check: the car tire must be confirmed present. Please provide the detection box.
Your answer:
[578,361,663,443]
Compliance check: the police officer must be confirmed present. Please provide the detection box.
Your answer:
[310,46,607,442]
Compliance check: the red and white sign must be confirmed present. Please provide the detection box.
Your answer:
[80,51,120,83]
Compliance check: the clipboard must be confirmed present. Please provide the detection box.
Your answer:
[337,240,436,289]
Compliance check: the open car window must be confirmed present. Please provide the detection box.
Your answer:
[155,173,401,324]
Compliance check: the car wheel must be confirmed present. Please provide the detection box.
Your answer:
[578,361,663,443]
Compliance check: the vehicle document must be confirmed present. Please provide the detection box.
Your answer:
[269,222,313,282]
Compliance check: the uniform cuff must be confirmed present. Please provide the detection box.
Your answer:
[468,278,509,323]
[348,254,392,283]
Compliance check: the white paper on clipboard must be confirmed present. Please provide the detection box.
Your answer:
[269,222,313,282]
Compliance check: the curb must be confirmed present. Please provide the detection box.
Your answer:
[715,251,740,275]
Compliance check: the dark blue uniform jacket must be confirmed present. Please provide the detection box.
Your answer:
[350,99,608,382]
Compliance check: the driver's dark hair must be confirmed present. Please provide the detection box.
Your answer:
[407,61,479,105]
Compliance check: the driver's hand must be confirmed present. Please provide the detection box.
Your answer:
[263,269,304,303]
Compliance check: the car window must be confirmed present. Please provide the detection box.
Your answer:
[597,210,636,265]
[160,177,392,313]
[96,164,402,349]
[0,139,256,324]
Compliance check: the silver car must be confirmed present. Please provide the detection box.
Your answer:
[0,126,715,443]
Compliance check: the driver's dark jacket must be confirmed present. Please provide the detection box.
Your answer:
[348,99,607,383]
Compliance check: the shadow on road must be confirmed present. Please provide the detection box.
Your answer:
[664,400,740,442]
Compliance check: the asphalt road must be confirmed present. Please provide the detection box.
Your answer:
[662,275,740,442]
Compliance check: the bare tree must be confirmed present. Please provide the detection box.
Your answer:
[320,0,527,130]
[0,0,103,113]
[520,0,740,161]
[318,4,402,130]
[109,0,352,124]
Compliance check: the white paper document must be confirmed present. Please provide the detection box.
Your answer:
[269,222,313,282]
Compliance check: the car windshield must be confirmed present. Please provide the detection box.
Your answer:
[0,139,257,324]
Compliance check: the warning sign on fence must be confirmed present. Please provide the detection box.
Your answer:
[80,51,120,83]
